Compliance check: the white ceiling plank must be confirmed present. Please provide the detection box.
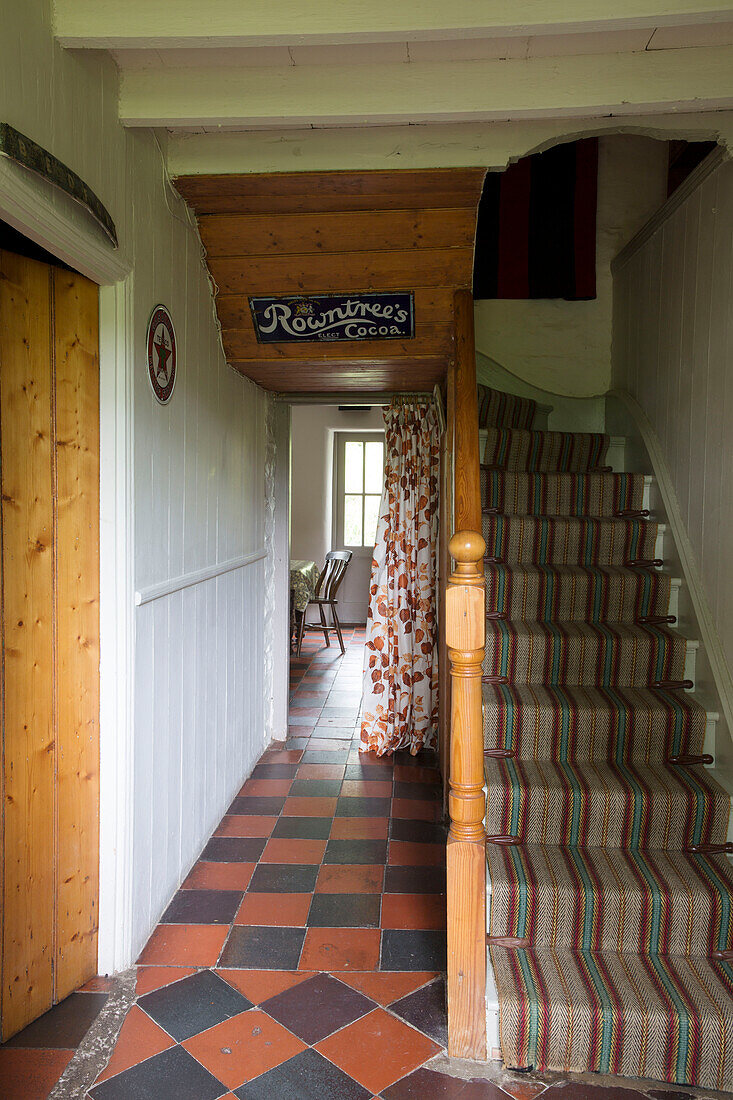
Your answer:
[118,45,733,129]
[54,0,733,49]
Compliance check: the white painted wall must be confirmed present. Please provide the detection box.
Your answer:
[290,405,385,625]
[474,134,670,397]
[612,154,733,765]
[1,0,269,969]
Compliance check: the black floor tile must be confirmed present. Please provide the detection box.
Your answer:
[138,969,251,1042]
[89,1045,226,1100]
[248,863,320,893]
[307,893,381,928]
[260,973,373,1044]
[218,925,305,969]
[335,796,392,818]
[6,992,108,1049]
[199,837,266,863]
[161,888,243,924]
[236,1047,371,1100]
[289,778,343,797]
[251,763,299,779]
[271,816,333,840]
[300,750,350,764]
[228,796,287,816]
[381,929,447,971]
[324,839,388,865]
[393,781,441,801]
[384,866,447,894]
[393,750,439,768]
[389,819,447,845]
[344,763,394,780]
[381,1066,492,1098]
[391,976,448,1047]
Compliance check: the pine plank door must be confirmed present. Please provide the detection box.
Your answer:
[0,251,100,1040]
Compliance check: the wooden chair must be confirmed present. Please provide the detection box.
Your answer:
[296,550,353,656]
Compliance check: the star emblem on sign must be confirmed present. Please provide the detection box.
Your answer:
[154,327,172,382]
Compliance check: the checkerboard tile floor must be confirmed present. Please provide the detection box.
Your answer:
[2,632,706,1099]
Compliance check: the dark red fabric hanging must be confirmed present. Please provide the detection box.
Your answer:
[473,138,598,301]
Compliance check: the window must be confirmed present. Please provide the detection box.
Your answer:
[334,432,385,550]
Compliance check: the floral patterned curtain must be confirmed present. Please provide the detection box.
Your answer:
[360,400,440,756]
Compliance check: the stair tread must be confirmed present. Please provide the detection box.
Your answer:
[489,943,733,1089]
[486,843,733,956]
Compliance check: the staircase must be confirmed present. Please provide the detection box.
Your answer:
[479,402,733,1091]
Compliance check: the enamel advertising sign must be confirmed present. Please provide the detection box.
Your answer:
[248,292,414,344]
[146,304,177,404]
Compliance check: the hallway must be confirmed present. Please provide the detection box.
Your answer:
[2,634,729,1098]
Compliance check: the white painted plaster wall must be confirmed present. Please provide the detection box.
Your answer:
[1,0,269,969]
[474,135,670,398]
[613,157,733,759]
[290,405,385,625]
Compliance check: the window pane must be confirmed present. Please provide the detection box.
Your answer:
[364,440,384,494]
[344,441,363,493]
[363,495,381,547]
[344,494,363,545]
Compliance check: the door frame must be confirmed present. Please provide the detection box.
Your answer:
[0,156,135,975]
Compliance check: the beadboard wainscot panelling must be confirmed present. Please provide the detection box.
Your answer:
[0,2,272,969]
[612,150,733,768]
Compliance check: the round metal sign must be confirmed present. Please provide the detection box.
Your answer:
[146,304,177,404]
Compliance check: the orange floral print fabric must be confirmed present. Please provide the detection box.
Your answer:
[360,401,440,756]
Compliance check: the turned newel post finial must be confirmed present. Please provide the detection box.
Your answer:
[449,530,486,584]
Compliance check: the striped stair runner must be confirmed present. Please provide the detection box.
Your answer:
[482,407,733,1091]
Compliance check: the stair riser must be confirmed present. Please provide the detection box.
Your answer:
[483,687,707,763]
[489,944,733,1090]
[486,567,671,623]
[487,847,733,956]
[484,625,688,687]
[483,514,659,567]
[482,469,647,518]
[486,762,730,849]
[483,429,609,472]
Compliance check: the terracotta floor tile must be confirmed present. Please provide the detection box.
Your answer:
[214,815,277,839]
[135,966,196,996]
[341,780,393,797]
[215,968,313,1004]
[296,763,346,780]
[388,841,445,867]
[299,928,381,971]
[330,817,389,840]
[136,924,227,967]
[337,971,439,1005]
[261,749,303,762]
[393,765,441,785]
[95,1005,174,1083]
[315,864,384,894]
[181,862,255,891]
[381,894,447,930]
[78,976,116,993]
[316,1007,441,1094]
[391,798,441,822]
[261,837,327,864]
[182,1008,306,1089]
[0,1049,74,1100]
[239,778,293,797]
[283,796,338,817]
[234,892,312,927]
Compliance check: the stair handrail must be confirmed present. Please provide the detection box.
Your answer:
[445,289,487,1060]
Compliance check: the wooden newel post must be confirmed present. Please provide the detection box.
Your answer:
[446,528,487,1060]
